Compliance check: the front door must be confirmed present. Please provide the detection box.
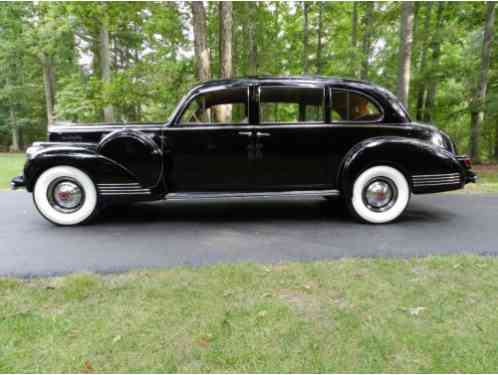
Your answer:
[252,84,335,190]
[164,86,253,191]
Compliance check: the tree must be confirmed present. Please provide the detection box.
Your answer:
[415,2,433,120]
[423,2,445,123]
[351,2,358,77]
[397,2,415,107]
[303,2,309,74]
[360,2,374,80]
[191,1,211,82]
[219,2,232,80]
[316,2,324,75]
[470,2,496,163]
[247,2,257,75]
[218,2,232,122]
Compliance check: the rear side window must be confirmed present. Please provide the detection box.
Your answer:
[330,89,383,122]
[259,86,324,124]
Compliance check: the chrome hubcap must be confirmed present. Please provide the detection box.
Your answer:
[48,179,84,213]
[363,178,397,212]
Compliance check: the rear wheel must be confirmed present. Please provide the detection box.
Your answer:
[33,166,99,226]
[348,165,410,224]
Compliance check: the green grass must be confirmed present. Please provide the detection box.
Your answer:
[2,256,498,372]
[0,153,25,190]
[462,165,498,193]
[1,152,497,192]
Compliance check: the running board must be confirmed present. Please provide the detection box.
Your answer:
[165,189,340,201]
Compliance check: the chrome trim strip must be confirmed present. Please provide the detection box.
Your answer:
[413,181,462,187]
[101,191,150,195]
[97,183,141,186]
[165,123,406,131]
[413,175,460,181]
[165,189,340,200]
[412,177,461,183]
[99,189,151,193]
[413,178,461,184]
[412,173,460,178]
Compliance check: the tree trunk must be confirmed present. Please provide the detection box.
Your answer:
[9,106,19,152]
[470,2,496,163]
[303,2,309,74]
[423,2,445,123]
[191,1,211,82]
[218,1,233,122]
[316,2,323,74]
[219,2,232,79]
[360,2,374,80]
[99,22,114,122]
[494,115,498,161]
[248,2,257,75]
[397,2,415,107]
[415,2,433,120]
[41,52,56,127]
[351,2,358,77]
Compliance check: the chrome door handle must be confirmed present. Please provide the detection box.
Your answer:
[256,131,271,138]
[238,131,252,137]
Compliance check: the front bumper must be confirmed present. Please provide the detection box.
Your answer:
[456,155,477,184]
[11,175,26,190]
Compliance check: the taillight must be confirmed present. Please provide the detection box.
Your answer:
[463,158,472,168]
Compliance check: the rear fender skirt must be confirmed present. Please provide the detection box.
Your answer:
[338,136,465,196]
[97,129,163,188]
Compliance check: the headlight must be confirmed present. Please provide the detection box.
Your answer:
[430,132,445,148]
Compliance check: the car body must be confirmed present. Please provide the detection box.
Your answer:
[12,76,476,225]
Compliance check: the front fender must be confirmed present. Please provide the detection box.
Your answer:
[23,145,136,192]
[338,136,465,196]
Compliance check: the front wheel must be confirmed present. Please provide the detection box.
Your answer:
[33,166,99,226]
[348,165,410,224]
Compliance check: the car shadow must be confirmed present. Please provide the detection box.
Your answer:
[95,197,453,225]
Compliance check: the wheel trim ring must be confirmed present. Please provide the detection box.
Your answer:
[46,177,86,214]
[361,177,398,213]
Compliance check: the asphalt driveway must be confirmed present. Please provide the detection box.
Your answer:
[1,191,497,277]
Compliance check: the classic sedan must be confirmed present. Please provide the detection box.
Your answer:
[11,76,476,225]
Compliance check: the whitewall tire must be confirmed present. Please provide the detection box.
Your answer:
[33,166,99,226]
[349,165,410,224]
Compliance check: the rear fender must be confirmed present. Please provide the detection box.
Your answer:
[338,137,465,196]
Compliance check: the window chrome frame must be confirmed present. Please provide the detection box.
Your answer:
[173,86,251,127]
[257,84,326,125]
[329,87,385,124]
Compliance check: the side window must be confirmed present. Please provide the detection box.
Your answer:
[179,87,249,125]
[331,89,382,122]
[259,86,324,124]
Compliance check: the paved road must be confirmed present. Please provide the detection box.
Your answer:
[1,192,497,277]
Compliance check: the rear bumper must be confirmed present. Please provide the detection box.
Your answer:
[11,175,26,190]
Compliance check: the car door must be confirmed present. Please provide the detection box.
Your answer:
[252,83,336,190]
[163,85,253,192]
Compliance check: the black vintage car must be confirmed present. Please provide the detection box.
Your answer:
[12,76,476,225]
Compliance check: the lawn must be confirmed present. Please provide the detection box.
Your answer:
[1,255,498,372]
[0,153,25,190]
[2,153,497,192]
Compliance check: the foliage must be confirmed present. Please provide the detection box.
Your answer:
[0,1,496,160]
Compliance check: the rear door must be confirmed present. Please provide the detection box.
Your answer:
[252,84,335,190]
[163,86,253,191]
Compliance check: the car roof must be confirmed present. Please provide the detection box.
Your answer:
[196,75,373,88]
